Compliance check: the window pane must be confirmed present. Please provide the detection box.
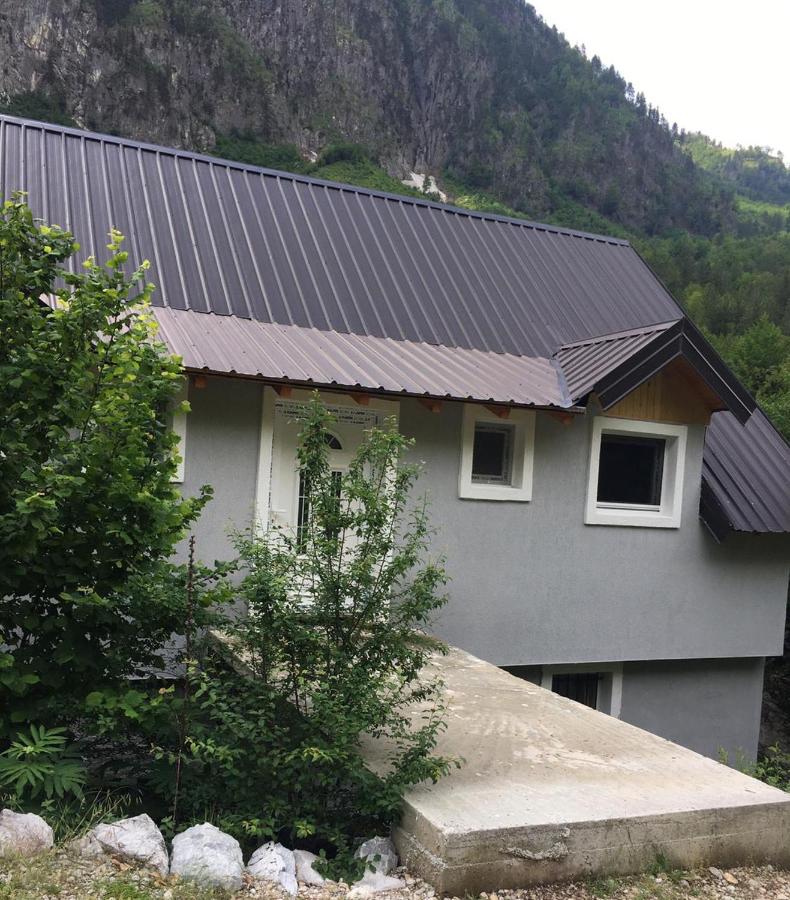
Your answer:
[297,469,343,549]
[597,434,665,506]
[472,424,513,483]
[552,672,600,709]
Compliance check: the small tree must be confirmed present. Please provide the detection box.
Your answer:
[160,398,454,868]
[0,197,210,731]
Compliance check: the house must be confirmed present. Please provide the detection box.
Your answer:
[2,114,788,761]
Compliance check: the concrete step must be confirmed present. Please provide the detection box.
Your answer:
[366,647,790,896]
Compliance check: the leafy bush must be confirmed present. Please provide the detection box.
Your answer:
[120,399,455,870]
[0,725,86,800]
[318,143,370,167]
[0,198,211,731]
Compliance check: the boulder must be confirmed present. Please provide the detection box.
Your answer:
[0,809,53,857]
[294,848,325,886]
[67,832,104,858]
[170,823,244,890]
[91,813,168,875]
[247,841,298,896]
[354,836,398,875]
[348,870,407,896]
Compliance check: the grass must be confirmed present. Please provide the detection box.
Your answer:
[0,850,230,899]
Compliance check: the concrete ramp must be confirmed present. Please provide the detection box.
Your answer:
[368,648,790,896]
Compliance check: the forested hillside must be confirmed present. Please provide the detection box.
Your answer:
[0,0,788,437]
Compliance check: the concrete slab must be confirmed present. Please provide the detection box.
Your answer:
[366,648,790,896]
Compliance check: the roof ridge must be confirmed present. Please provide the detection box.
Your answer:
[555,318,681,352]
[0,113,631,247]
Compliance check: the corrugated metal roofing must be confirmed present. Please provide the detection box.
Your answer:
[1,114,788,534]
[0,114,680,357]
[153,308,567,408]
[555,319,755,424]
[556,321,678,402]
[704,410,790,534]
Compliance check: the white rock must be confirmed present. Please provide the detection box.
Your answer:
[294,848,325,885]
[355,836,398,875]
[67,832,104,858]
[91,813,168,875]
[348,870,407,897]
[247,841,298,896]
[0,809,53,857]
[170,823,244,890]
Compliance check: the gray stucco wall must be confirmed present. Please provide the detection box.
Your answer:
[619,657,766,761]
[178,382,789,669]
[178,377,263,563]
[398,397,789,667]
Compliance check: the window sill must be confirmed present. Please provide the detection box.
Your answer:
[459,483,532,502]
[585,505,681,528]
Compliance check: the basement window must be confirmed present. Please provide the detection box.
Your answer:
[541,664,623,717]
[459,404,535,501]
[585,417,687,528]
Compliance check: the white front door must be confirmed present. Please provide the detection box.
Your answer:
[268,393,399,538]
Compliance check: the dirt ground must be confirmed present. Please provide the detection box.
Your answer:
[1,849,790,900]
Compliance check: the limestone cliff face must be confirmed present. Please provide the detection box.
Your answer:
[0,0,733,234]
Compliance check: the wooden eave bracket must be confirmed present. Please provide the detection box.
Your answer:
[485,404,511,419]
[419,398,443,413]
[546,410,574,426]
[272,384,293,398]
[351,392,370,406]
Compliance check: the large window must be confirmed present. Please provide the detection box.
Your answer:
[459,405,535,501]
[596,434,665,508]
[585,417,687,528]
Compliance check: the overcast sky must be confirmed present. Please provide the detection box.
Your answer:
[533,0,790,158]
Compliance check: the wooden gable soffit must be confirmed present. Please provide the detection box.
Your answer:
[603,358,724,426]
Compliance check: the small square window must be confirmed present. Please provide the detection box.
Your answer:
[459,405,535,501]
[472,423,514,484]
[597,434,665,507]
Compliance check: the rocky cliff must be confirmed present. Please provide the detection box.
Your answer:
[1,0,733,234]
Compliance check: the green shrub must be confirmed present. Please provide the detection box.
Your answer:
[318,143,374,167]
[126,398,455,873]
[0,198,212,733]
[0,725,86,800]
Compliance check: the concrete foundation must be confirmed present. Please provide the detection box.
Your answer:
[369,648,790,896]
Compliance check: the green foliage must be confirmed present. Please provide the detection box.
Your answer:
[0,198,212,731]
[0,725,86,800]
[721,743,790,792]
[212,134,311,174]
[0,90,74,126]
[683,132,790,206]
[106,398,455,872]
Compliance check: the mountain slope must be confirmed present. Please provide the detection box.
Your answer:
[0,0,733,235]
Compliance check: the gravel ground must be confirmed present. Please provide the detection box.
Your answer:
[1,850,789,900]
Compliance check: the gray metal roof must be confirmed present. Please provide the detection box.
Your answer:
[556,322,679,402]
[555,319,755,424]
[704,410,790,535]
[153,308,567,408]
[1,114,787,535]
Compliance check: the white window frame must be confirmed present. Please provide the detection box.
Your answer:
[585,416,687,529]
[541,663,623,718]
[459,404,535,502]
[170,380,189,484]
